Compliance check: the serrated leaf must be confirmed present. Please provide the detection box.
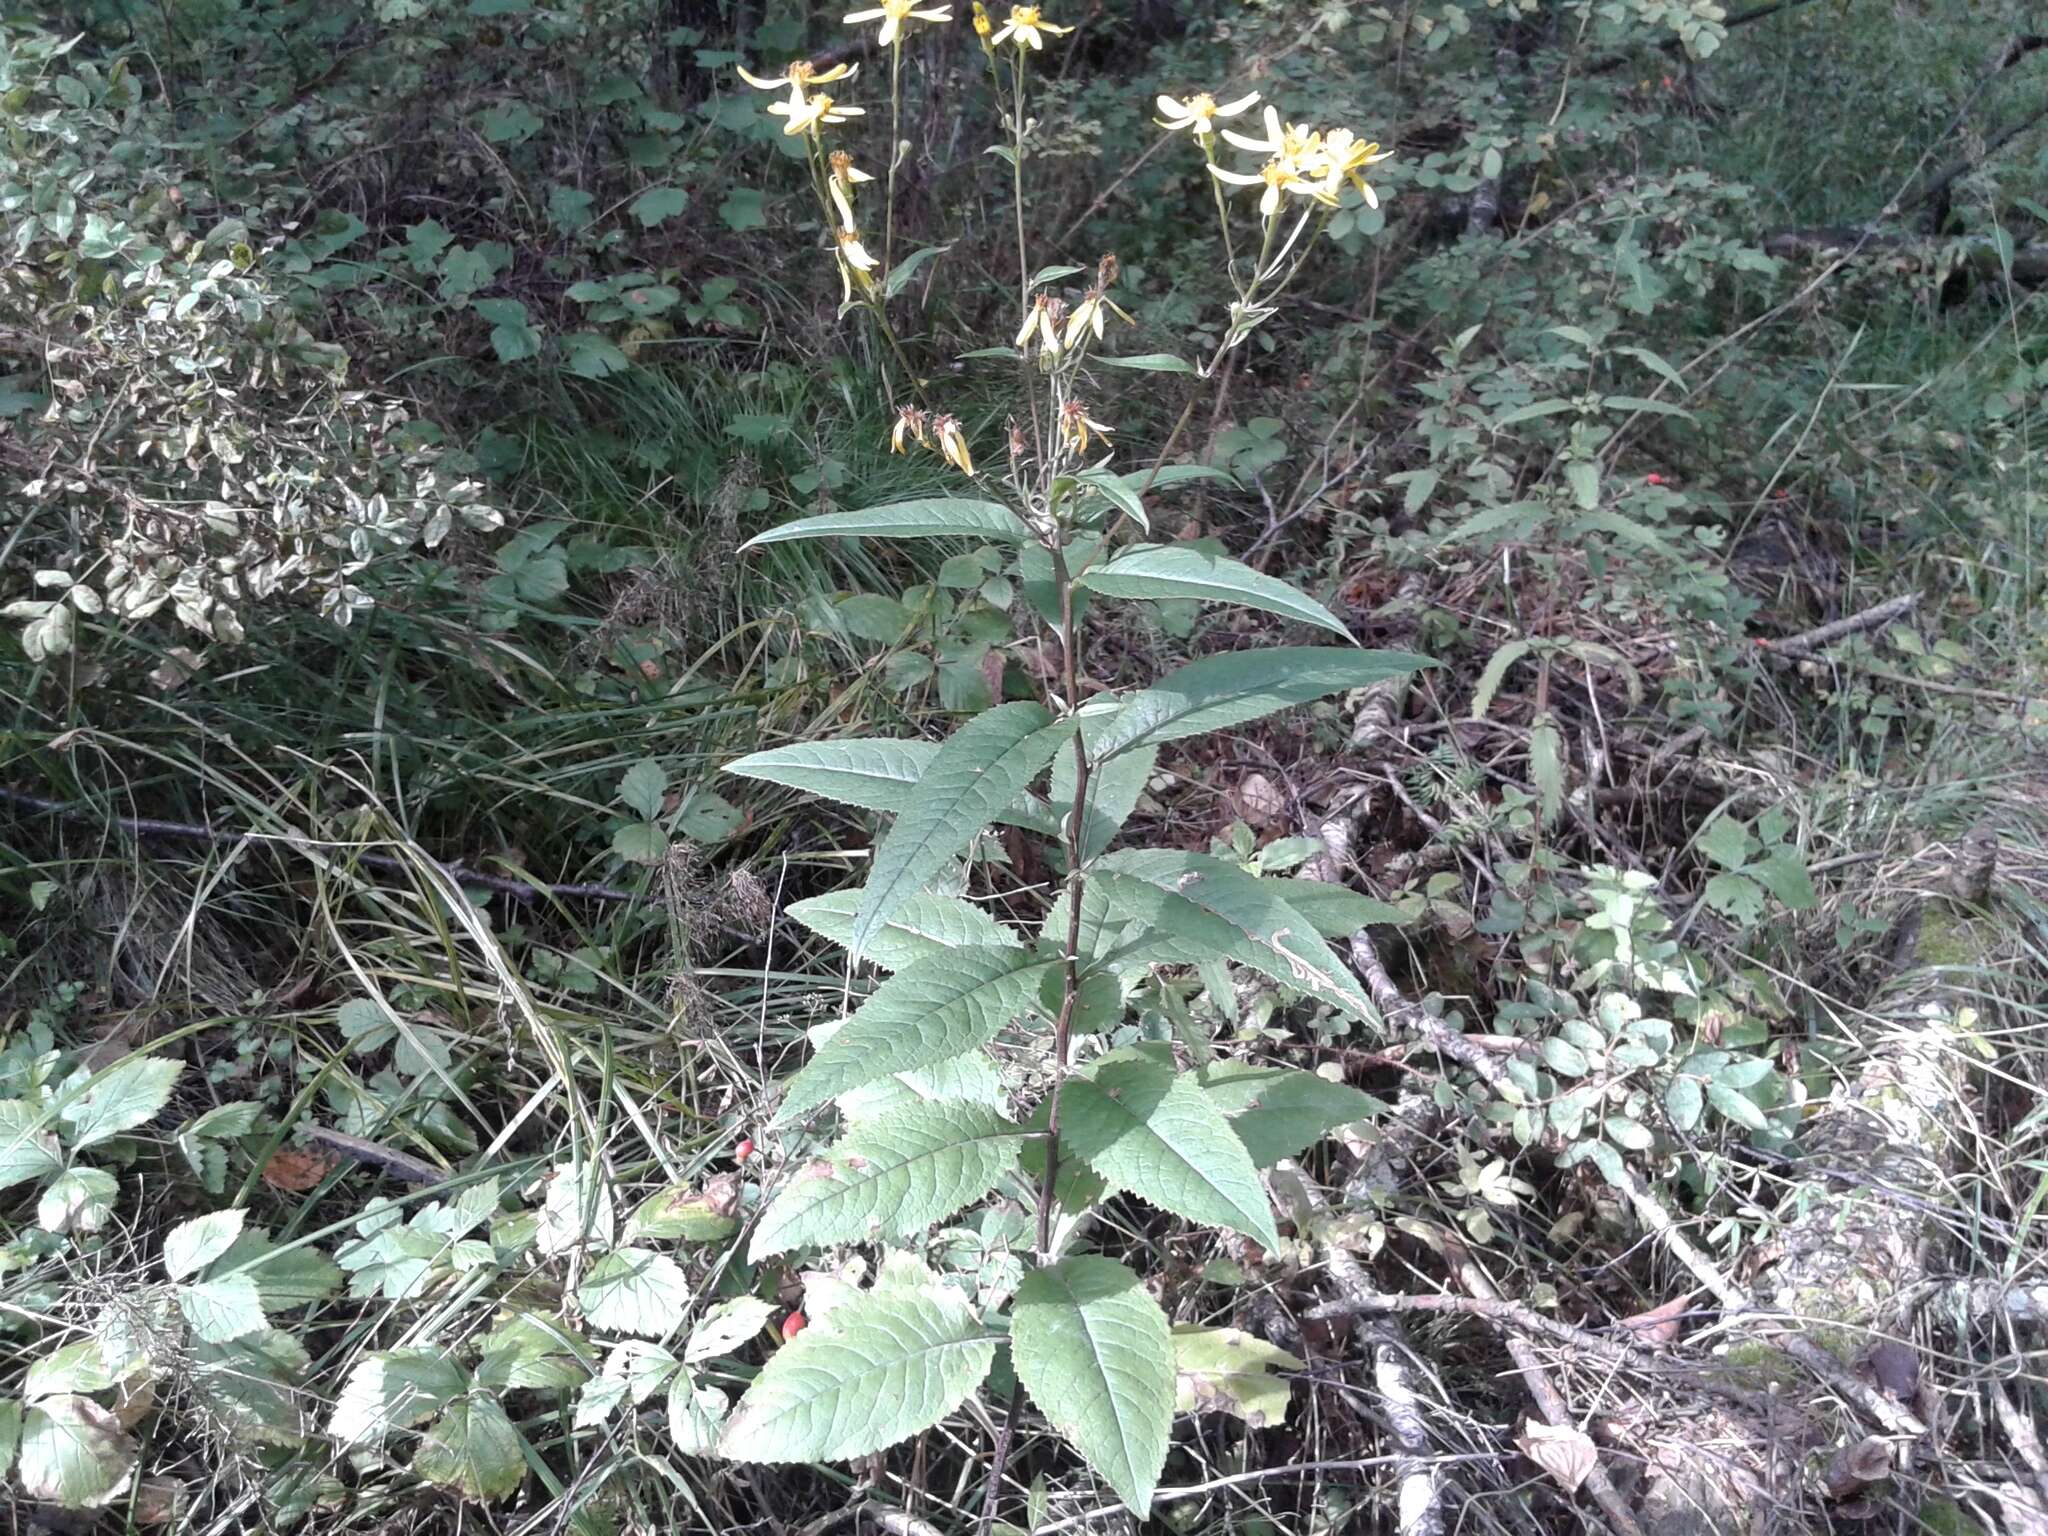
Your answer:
[1012,1256,1173,1517]
[719,1285,995,1462]
[776,947,1050,1123]
[59,1055,182,1149]
[726,737,938,812]
[329,1351,468,1446]
[1272,880,1416,936]
[1751,849,1816,910]
[1091,851,1379,1023]
[612,822,668,864]
[1172,1324,1302,1427]
[1054,732,1155,864]
[179,1274,269,1343]
[474,1312,591,1391]
[751,1101,1022,1259]
[1089,648,1434,764]
[618,759,668,820]
[0,1099,64,1191]
[854,703,1063,963]
[165,1209,246,1281]
[577,1248,690,1338]
[1695,815,1754,871]
[739,498,1027,551]
[669,1371,730,1453]
[414,1395,526,1502]
[1060,1056,1279,1251]
[1077,546,1350,639]
[1195,1063,1385,1167]
[786,888,1021,972]
[37,1166,117,1234]
[1565,460,1599,510]
[684,1297,778,1363]
[190,1330,313,1446]
[17,1395,136,1508]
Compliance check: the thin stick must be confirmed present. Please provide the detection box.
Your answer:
[1757,592,1919,661]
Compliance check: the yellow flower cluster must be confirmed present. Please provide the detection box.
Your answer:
[1185,103,1391,218]
[891,406,975,475]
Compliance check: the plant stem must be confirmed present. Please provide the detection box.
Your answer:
[1011,49,1031,314]
[1032,540,1090,1258]
[883,38,903,277]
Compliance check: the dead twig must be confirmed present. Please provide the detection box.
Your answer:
[1757,592,1919,662]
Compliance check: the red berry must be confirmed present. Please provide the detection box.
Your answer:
[1645,473,1664,486]
[736,1137,755,1163]
[781,1310,808,1341]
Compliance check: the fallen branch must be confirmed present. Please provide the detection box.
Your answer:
[1,786,640,904]
[1756,591,1919,662]
[1763,227,2048,284]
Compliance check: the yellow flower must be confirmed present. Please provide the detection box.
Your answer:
[1221,104,1321,166]
[844,0,953,47]
[1154,90,1259,142]
[1061,289,1132,348]
[891,406,930,453]
[990,5,1072,50]
[827,150,874,229]
[1059,400,1113,454]
[736,59,857,92]
[1312,128,1392,208]
[767,87,866,137]
[1208,157,1304,220]
[836,228,880,273]
[934,414,974,474]
[1014,293,1064,356]
[972,0,994,44]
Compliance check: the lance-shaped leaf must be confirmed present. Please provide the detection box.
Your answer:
[1088,851,1379,1023]
[1012,1256,1174,1517]
[751,1101,1023,1259]
[776,947,1051,1124]
[1052,727,1156,865]
[739,497,1028,551]
[1195,1062,1388,1167]
[725,739,1060,836]
[1058,1056,1280,1252]
[852,702,1063,963]
[1077,545,1352,639]
[1089,647,1434,764]
[718,1285,996,1463]
[1272,878,1418,936]
[786,888,1022,973]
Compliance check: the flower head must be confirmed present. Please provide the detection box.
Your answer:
[891,406,930,453]
[972,0,995,47]
[1062,288,1132,349]
[1222,104,1322,166]
[990,5,1072,50]
[835,228,880,273]
[933,414,975,475]
[1209,156,1307,220]
[767,87,866,138]
[844,0,953,47]
[1155,90,1259,143]
[1014,293,1065,356]
[1059,400,1113,455]
[1310,128,1392,208]
[827,150,874,229]
[736,58,857,92]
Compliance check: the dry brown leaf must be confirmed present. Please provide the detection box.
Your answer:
[262,1145,337,1192]
[1516,1419,1599,1493]
[1616,1292,1690,1346]
[1234,771,1287,830]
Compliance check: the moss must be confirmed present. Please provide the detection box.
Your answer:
[1711,1340,1803,1392]
[1914,909,1989,970]
[1919,1496,1988,1536]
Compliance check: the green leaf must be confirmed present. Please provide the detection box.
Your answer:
[1751,849,1817,911]
[632,186,690,227]
[329,1351,469,1446]
[669,1371,731,1453]
[775,947,1051,1123]
[1012,1256,1173,1517]
[562,331,631,378]
[1054,732,1155,864]
[719,187,766,231]
[853,703,1062,963]
[884,243,949,299]
[165,1209,247,1281]
[1695,814,1754,871]
[1663,1075,1704,1132]
[1172,1323,1302,1427]
[474,1313,592,1391]
[17,1395,136,1508]
[786,888,1022,972]
[36,1166,117,1234]
[1703,872,1765,925]
[1059,1057,1280,1252]
[1540,1038,1590,1077]
[0,1100,63,1191]
[1565,460,1600,510]
[1089,648,1433,764]
[612,823,669,864]
[684,1297,779,1364]
[1195,1063,1385,1167]
[1089,851,1379,1023]
[751,1101,1023,1259]
[414,1395,527,1502]
[726,737,937,813]
[577,1248,691,1338]
[739,498,1027,551]
[719,1285,995,1462]
[618,758,668,820]
[1706,1082,1769,1132]
[1077,545,1351,639]
[59,1055,182,1149]
[1095,353,1197,373]
[179,1274,269,1343]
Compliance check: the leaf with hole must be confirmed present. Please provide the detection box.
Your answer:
[1012,1256,1174,1517]
[718,1285,995,1463]
[1077,545,1351,639]
[852,702,1063,963]
[775,947,1051,1123]
[751,1100,1023,1259]
[1059,1055,1279,1252]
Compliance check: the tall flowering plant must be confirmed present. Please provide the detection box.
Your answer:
[710,9,1424,1521]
